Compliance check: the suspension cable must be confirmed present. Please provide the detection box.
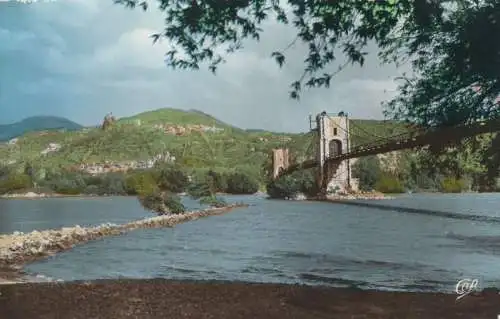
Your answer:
[321,113,424,156]
[323,113,387,148]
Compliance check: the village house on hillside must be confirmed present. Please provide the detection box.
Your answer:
[40,143,61,155]
[257,136,291,143]
[153,123,223,136]
[77,152,176,175]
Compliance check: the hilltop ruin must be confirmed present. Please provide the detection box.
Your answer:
[101,113,116,131]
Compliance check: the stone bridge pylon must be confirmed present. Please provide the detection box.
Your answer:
[315,112,358,195]
[271,148,290,179]
[271,111,358,196]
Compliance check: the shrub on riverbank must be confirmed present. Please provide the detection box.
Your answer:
[266,175,300,199]
[188,168,261,195]
[439,177,467,193]
[225,172,259,194]
[199,195,227,207]
[35,170,129,196]
[352,156,381,191]
[296,170,320,197]
[187,170,228,206]
[41,172,86,195]
[266,170,317,199]
[266,170,319,199]
[125,171,159,195]
[0,172,32,194]
[0,173,32,194]
[374,174,405,193]
[155,164,190,193]
[0,164,260,198]
[138,191,185,215]
[187,175,214,198]
[96,173,127,195]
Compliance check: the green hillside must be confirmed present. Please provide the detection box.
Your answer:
[0,108,408,178]
[119,108,238,129]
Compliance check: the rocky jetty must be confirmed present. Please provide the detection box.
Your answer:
[0,223,124,267]
[0,204,247,278]
[122,204,245,231]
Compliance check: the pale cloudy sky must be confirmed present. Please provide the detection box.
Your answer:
[0,0,407,132]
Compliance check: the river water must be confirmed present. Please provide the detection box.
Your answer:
[1,193,499,293]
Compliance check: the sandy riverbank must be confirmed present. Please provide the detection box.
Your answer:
[0,279,499,319]
[0,204,248,281]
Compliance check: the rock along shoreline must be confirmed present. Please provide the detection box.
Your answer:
[0,203,248,283]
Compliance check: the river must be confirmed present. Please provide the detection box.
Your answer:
[0,193,499,293]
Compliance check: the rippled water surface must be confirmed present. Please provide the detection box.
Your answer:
[1,193,500,292]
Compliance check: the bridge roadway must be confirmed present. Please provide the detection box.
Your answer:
[277,117,500,178]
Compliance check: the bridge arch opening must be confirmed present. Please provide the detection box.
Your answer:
[329,139,342,157]
[278,167,285,175]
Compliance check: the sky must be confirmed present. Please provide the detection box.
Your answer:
[0,0,408,133]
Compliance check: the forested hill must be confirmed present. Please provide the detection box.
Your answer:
[0,107,497,193]
[0,116,83,142]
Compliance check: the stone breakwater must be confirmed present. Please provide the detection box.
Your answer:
[0,204,247,276]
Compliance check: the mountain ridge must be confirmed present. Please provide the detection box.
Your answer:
[0,116,83,141]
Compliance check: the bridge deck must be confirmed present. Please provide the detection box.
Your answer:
[277,118,500,178]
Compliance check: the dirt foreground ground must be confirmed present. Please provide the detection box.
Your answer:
[0,279,499,319]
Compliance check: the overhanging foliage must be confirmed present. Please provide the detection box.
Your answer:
[115,0,499,128]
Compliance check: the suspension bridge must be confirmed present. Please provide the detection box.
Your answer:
[271,112,500,196]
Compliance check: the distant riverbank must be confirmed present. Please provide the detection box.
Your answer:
[4,190,490,201]
[0,191,266,200]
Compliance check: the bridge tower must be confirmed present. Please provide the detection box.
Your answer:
[316,112,357,194]
[271,148,290,179]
